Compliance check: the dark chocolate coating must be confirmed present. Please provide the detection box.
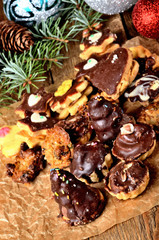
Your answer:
[18,111,57,132]
[112,123,155,161]
[16,87,53,114]
[88,96,123,143]
[88,48,130,95]
[105,161,148,194]
[50,169,105,226]
[75,53,109,80]
[83,28,116,48]
[70,141,109,180]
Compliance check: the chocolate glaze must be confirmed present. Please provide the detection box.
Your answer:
[18,111,57,132]
[124,75,159,102]
[112,123,156,161]
[88,48,130,95]
[136,57,159,78]
[50,79,87,109]
[75,53,109,80]
[88,96,123,143]
[16,88,53,114]
[83,28,116,49]
[105,161,149,194]
[70,141,109,181]
[50,169,105,225]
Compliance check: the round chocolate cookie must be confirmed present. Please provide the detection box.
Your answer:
[70,141,112,183]
[50,169,105,226]
[112,123,156,161]
[105,161,149,200]
[88,96,123,143]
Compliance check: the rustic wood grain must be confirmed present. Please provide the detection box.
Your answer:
[0,0,159,239]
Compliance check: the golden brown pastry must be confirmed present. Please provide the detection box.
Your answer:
[105,161,149,200]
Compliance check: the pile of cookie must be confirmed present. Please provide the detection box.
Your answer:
[0,27,159,226]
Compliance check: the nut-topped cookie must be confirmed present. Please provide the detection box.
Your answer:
[112,123,156,161]
[104,161,149,200]
[87,47,139,101]
[15,88,53,118]
[50,168,105,225]
[80,28,117,59]
[70,141,112,183]
[17,111,57,136]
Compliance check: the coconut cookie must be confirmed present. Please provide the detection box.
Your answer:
[70,141,112,183]
[137,102,159,127]
[50,168,105,225]
[87,47,139,101]
[112,123,156,162]
[42,126,73,169]
[50,79,93,119]
[80,28,117,60]
[0,125,45,158]
[104,161,149,200]
[15,88,53,118]
[6,144,46,183]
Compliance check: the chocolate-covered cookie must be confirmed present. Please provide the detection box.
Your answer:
[124,75,159,104]
[15,88,53,118]
[105,161,149,200]
[50,168,105,225]
[112,123,156,161]
[70,141,112,183]
[88,96,123,143]
[87,47,139,101]
[80,28,117,59]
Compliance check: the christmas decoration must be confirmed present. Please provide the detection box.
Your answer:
[132,0,159,39]
[3,0,64,28]
[0,20,34,52]
[0,0,104,107]
[84,0,138,15]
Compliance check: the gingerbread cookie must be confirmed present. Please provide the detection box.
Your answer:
[105,161,149,200]
[50,168,105,225]
[112,123,156,161]
[70,141,112,183]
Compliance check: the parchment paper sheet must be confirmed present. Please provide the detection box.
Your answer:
[0,37,159,240]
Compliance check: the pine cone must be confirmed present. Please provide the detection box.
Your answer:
[0,20,34,53]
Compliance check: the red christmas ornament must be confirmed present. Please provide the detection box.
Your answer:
[132,0,159,39]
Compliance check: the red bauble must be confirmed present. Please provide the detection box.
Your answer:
[132,0,159,39]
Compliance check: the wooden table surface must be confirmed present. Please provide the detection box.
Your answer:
[0,1,159,240]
